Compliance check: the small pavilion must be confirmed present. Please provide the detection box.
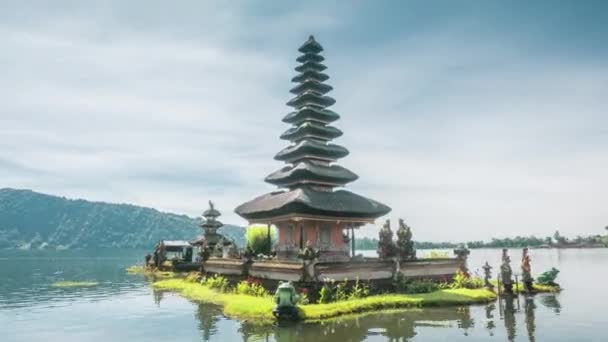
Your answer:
[235,36,391,262]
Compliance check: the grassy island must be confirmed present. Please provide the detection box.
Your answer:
[126,265,175,278]
[152,278,497,323]
[52,281,99,288]
[489,280,560,294]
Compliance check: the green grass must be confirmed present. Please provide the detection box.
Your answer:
[52,281,99,288]
[300,288,495,321]
[153,279,496,323]
[490,280,561,294]
[153,279,275,323]
[126,265,176,278]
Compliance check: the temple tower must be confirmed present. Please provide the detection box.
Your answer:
[200,201,224,250]
[235,36,390,261]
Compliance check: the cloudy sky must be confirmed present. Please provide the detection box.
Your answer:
[1,1,607,240]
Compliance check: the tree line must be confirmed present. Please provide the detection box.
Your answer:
[355,230,608,250]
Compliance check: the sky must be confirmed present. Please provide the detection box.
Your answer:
[1,0,607,241]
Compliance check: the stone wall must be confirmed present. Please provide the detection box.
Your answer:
[201,257,465,283]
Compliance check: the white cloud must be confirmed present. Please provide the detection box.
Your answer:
[1,1,606,241]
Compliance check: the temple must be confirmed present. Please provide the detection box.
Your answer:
[150,35,466,285]
[236,36,391,262]
[198,201,224,250]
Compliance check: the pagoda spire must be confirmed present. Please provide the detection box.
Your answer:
[266,35,358,190]
[200,200,223,235]
[235,36,390,224]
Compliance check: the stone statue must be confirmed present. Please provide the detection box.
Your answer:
[500,249,514,294]
[453,244,471,276]
[272,281,299,320]
[521,248,534,292]
[482,261,494,289]
[377,219,396,259]
[298,240,320,261]
[396,218,416,260]
[298,240,320,281]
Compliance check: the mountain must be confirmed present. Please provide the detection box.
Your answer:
[0,188,245,250]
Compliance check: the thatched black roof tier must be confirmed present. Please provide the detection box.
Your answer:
[202,207,220,218]
[235,35,390,222]
[298,35,324,54]
[296,53,324,63]
[235,186,390,221]
[274,139,349,163]
[290,79,333,95]
[200,220,223,229]
[265,161,358,188]
[282,106,340,125]
[295,61,327,73]
[286,91,336,108]
[280,122,342,142]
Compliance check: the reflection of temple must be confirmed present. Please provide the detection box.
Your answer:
[524,297,536,342]
[502,296,517,342]
[236,308,474,342]
[195,303,223,341]
[152,289,164,306]
[540,294,561,314]
[189,294,559,341]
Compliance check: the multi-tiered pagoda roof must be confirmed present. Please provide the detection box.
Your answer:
[235,36,390,223]
[200,201,223,232]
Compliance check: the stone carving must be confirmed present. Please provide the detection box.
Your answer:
[453,243,471,276]
[482,261,494,289]
[272,281,299,320]
[500,249,514,294]
[298,240,320,281]
[521,248,534,292]
[396,218,416,260]
[298,240,321,261]
[377,219,397,259]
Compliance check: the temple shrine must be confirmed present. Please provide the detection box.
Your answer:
[236,36,391,262]
[181,36,465,285]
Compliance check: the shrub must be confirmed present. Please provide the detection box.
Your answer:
[245,224,277,255]
[537,268,560,285]
[428,250,449,259]
[297,288,310,305]
[185,272,202,283]
[317,278,371,303]
[394,275,439,294]
[450,271,483,289]
[318,284,334,303]
[348,278,370,300]
[234,277,268,297]
[201,274,229,292]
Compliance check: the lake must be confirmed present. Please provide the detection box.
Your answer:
[1,248,607,341]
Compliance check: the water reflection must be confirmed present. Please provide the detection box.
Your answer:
[0,249,148,309]
[233,306,476,342]
[484,303,496,336]
[539,294,561,314]
[195,303,223,341]
[218,294,563,342]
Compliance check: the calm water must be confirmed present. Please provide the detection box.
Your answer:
[1,248,607,341]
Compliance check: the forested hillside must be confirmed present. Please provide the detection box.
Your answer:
[0,188,245,250]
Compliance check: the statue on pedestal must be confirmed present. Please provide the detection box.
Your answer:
[453,244,471,276]
[298,240,320,281]
[482,261,494,289]
[396,219,416,260]
[377,219,396,259]
[272,281,299,321]
[521,248,534,292]
[500,249,514,294]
